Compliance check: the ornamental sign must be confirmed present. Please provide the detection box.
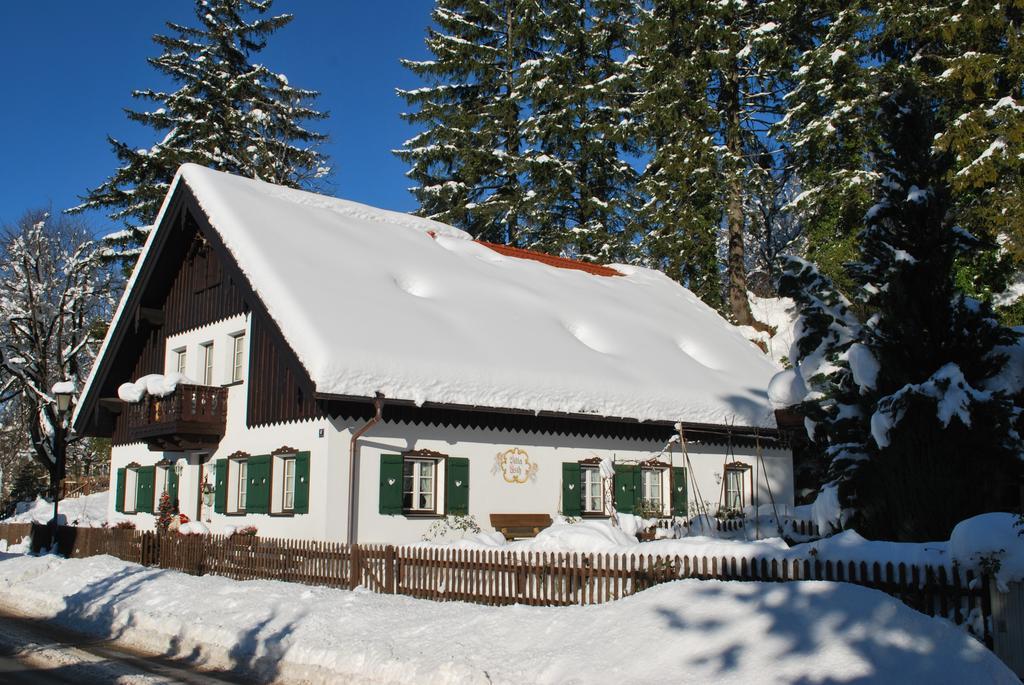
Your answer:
[494,448,538,484]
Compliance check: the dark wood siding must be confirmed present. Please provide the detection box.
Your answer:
[110,209,248,445]
[163,213,246,336]
[246,312,323,427]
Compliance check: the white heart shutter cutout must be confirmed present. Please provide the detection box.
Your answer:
[455,480,463,487]
[568,483,575,490]
[387,478,396,486]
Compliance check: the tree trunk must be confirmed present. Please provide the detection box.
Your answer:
[723,61,754,326]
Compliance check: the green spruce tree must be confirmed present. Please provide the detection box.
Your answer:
[781,86,1023,541]
[518,0,639,262]
[396,0,543,245]
[633,0,813,321]
[783,0,1024,305]
[73,0,330,259]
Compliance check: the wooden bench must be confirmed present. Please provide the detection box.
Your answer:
[490,513,553,540]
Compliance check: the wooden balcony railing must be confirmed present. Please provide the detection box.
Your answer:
[124,384,228,451]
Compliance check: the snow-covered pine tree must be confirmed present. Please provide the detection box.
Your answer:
[396,0,543,245]
[73,0,330,260]
[0,212,117,506]
[518,0,639,262]
[631,0,723,306]
[779,86,1023,541]
[633,0,811,322]
[783,0,1024,304]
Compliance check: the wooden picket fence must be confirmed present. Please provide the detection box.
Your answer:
[676,516,820,537]
[0,522,33,546]
[13,523,992,646]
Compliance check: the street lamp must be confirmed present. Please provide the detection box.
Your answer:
[50,381,76,539]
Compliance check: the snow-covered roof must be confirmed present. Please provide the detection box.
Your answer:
[81,164,781,429]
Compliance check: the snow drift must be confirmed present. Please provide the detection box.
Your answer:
[0,554,1013,684]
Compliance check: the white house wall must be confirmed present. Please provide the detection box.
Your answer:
[336,417,794,545]
[108,315,793,544]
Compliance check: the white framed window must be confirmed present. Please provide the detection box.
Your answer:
[640,468,664,512]
[282,457,296,510]
[724,469,744,511]
[201,342,214,385]
[175,348,187,376]
[581,465,603,513]
[236,459,248,511]
[155,465,169,495]
[231,333,246,383]
[403,458,436,512]
[124,468,138,513]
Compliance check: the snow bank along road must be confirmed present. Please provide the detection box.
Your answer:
[0,552,1016,684]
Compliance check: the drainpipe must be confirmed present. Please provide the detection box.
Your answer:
[347,392,384,545]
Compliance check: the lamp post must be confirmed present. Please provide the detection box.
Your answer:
[51,383,75,538]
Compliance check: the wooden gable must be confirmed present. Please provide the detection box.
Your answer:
[77,183,325,442]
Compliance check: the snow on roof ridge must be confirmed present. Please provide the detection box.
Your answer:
[178,163,471,241]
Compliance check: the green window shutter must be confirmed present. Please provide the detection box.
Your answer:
[214,459,227,514]
[247,455,271,514]
[114,468,126,513]
[561,462,581,516]
[379,454,403,515]
[446,457,470,515]
[167,467,179,507]
[293,451,311,514]
[136,466,156,514]
[613,464,636,514]
[672,467,688,516]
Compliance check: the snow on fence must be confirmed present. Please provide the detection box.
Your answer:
[20,523,991,646]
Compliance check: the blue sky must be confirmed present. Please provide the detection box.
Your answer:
[0,1,435,232]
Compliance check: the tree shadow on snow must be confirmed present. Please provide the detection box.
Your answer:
[43,561,303,683]
[654,580,995,684]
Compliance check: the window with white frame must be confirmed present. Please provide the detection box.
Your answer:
[124,468,138,512]
[639,468,664,512]
[724,468,744,511]
[201,342,214,385]
[235,459,248,512]
[581,465,603,513]
[281,456,296,511]
[403,458,436,513]
[231,333,246,383]
[155,464,169,496]
[175,348,187,376]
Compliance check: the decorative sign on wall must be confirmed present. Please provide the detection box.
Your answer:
[493,448,538,484]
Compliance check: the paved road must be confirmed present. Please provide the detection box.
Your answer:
[0,609,248,684]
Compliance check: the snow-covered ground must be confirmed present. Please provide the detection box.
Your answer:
[5,490,117,527]
[0,553,1013,684]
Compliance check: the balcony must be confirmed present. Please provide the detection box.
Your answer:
[125,384,228,451]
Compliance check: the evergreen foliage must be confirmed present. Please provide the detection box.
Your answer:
[73,0,330,260]
[519,0,639,261]
[783,0,1024,305]
[396,0,543,245]
[782,87,1023,541]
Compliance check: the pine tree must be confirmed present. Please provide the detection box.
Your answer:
[783,0,1024,304]
[630,0,722,304]
[781,86,1023,541]
[72,0,330,259]
[396,0,543,245]
[632,0,813,321]
[518,0,639,262]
